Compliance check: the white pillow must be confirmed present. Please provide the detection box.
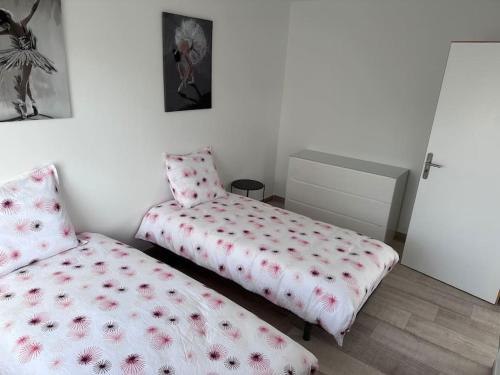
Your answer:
[164,147,227,208]
[0,165,78,277]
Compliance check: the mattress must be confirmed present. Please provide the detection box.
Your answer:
[136,193,400,345]
[0,232,317,375]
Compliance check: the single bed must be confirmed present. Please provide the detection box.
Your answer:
[0,232,318,375]
[136,193,400,345]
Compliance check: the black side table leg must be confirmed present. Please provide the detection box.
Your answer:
[303,321,312,341]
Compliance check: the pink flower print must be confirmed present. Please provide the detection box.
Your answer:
[50,358,63,370]
[47,199,62,214]
[159,270,174,280]
[16,269,31,281]
[314,286,323,297]
[33,199,46,210]
[248,352,269,370]
[38,241,49,251]
[92,261,107,275]
[24,288,42,306]
[342,272,361,296]
[189,312,205,329]
[60,224,72,238]
[55,273,73,284]
[55,293,72,308]
[28,312,47,326]
[70,315,90,332]
[203,214,216,223]
[102,279,117,289]
[269,215,284,225]
[179,223,194,236]
[2,320,14,332]
[242,229,256,240]
[268,262,282,278]
[16,335,31,347]
[364,250,381,268]
[362,239,383,249]
[120,265,136,278]
[0,198,19,214]
[182,168,194,178]
[352,261,365,270]
[116,250,130,258]
[147,213,159,223]
[152,306,167,319]
[121,354,145,375]
[313,230,328,241]
[295,299,305,310]
[291,235,309,246]
[181,189,198,200]
[19,341,42,363]
[209,297,225,309]
[151,332,173,350]
[0,251,8,266]
[266,334,287,349]
[137,283,155,300]
[99,298,119,311]
[10,249,21,261]
[77,347,102,366]
[310,266,322,277]
[321,294,338,312]
[227,328,241,340]
[30,168,46,183]
[223,242,234,254]
[14,219,30,235]
[207,344,227,361]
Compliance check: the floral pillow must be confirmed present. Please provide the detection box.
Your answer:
[0,165,78,277]
[165,147,227,208]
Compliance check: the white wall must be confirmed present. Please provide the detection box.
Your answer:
[0,0,290,248]
[275,0,500,233]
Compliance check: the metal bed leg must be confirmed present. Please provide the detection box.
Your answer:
[303,321,312,341]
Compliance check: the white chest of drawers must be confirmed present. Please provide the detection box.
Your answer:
[285,150,408,242]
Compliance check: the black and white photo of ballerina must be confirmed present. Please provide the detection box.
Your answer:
[163,13,212,112]
[0,0,71,122]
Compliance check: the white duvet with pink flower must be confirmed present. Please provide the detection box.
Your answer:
[136,193,400,345]
[0,233,317,375]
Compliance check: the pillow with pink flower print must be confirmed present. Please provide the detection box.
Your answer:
[165,147,227,208]
[0,165,78,277]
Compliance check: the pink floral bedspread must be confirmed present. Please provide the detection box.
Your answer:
[0,233,317,375]
[136,193,399,345]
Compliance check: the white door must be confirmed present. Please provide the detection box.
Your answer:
[402,42,500,304]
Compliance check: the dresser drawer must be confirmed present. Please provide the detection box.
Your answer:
[289,157,396,203]
[285,150,408,242]
[286,178,391,226]
[285,199,387,240]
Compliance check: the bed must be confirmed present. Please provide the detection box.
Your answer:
[136,193,400,345]
[0,232,318,375]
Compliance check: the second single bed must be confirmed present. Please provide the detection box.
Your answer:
[0,232,318,375]
[136,193,400,345]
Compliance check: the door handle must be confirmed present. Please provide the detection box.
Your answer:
[422,153,443,180]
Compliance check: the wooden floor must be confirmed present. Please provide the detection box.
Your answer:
[150,199,500,375]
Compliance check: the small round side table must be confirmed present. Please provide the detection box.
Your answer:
[230,179,265,201]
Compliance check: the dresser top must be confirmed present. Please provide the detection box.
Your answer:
[291,149,408,179]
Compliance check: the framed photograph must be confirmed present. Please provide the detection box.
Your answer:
[0,0,71,122]
[162,12,212,112]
